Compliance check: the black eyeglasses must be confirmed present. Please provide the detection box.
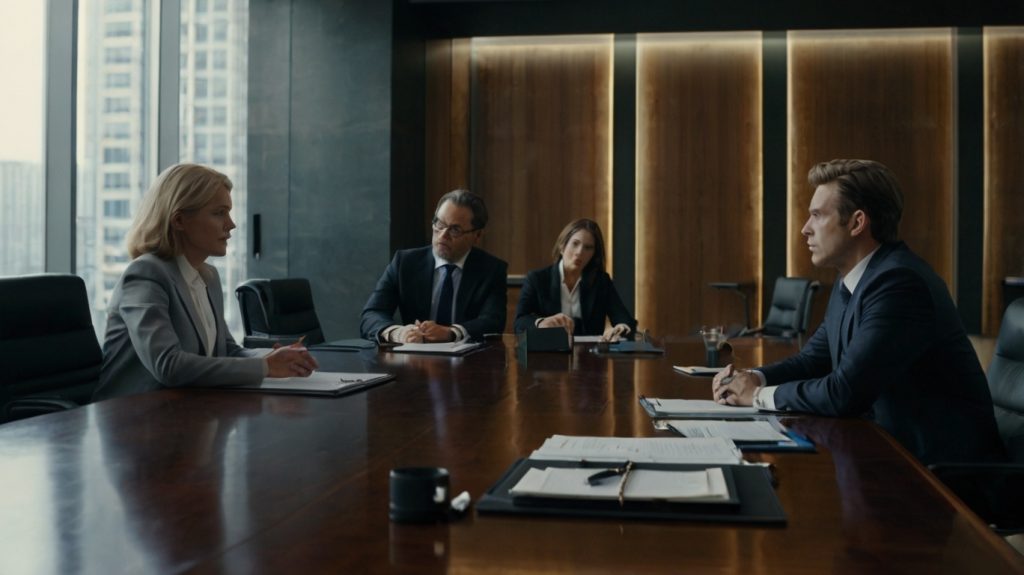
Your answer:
[432,217,478,239]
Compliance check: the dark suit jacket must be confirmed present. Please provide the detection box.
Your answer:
[360,246,508,341]
[513,263,637,336]
[760,241,1003,464]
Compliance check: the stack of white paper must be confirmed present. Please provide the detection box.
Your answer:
[509,467,730,502]
[642,398,760,417]
[528,435,743,465]
[665,420,790,442]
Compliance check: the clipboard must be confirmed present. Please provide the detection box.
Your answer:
[477,458,786,524]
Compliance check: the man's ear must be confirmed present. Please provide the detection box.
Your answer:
[848,209,870,238]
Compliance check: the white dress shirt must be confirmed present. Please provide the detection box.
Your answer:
[176,255,218,357]
[558,259,583,320]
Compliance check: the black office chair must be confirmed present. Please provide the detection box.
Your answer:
[236,278,376,351]
[0,274,101,423]
[740,277,820,340]
[930,297,1024,534]
[236,278,327,348]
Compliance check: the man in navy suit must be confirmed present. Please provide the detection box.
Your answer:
[360,189,508,343]
[712,159,1003,464]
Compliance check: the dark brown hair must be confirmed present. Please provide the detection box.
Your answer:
[808,159,903,243]
[434,189,488,230]
[551,218,606,273]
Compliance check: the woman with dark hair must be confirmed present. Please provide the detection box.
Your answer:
[513,218,637,340]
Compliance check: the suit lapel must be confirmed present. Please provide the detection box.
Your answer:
[203,264,224,355]
[580,270,597,331]
[454,249,478,322]
[419,250,436,321]
[548,264,562,314]
[832,242,901,366]
[169,259,208,355]
[827,280,844,369]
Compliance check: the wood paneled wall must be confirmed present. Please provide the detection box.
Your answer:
[788,30,955,328]
[469,36,615,275]
[635,33,763,337]
[425,38,472,224]
[983,28,1024,335]
[424,28,1017,337]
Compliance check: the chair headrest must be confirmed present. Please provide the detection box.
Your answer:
[266,279,315,314]
[770,277,812,312]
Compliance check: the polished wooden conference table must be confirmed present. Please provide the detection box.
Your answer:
[0,336,1020,574]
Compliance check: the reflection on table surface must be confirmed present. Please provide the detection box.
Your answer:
[0,335,1019,574]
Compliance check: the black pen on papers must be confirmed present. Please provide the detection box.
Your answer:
[585,460,634,486]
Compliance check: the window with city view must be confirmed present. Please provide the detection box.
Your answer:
[179,0,249,340]
[75,0,249,340]
[0,3,46,278]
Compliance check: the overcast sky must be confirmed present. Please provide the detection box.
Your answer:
[0,1,45,164]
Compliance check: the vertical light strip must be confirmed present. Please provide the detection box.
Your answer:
[605,37,614,272]
[785,36,794,276]
[157,0,179,171]
[44,0,78,273]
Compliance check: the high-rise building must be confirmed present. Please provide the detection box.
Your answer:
[77,0,248,339]
[0,161,44,276]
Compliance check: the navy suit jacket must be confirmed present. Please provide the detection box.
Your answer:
[760,241,1003,464]
[513,263,637,336]
[360,246,508,341]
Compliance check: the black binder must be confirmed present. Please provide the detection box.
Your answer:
[477,458,786,524]
[522,326,573,353]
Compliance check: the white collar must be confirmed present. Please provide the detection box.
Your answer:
[433,250,469,270]
[176,255,206,286]
[842,245,881,294]
[558,259,582,292]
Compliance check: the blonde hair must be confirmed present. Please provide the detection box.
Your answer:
[126,163,233,259]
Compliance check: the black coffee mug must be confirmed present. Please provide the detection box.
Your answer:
[389,467,450,523]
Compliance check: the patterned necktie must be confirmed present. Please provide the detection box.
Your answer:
[435,264,457,325]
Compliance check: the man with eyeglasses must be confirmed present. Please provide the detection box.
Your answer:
[360,189,508,343]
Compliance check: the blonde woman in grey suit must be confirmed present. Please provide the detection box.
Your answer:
[94,164,318,400]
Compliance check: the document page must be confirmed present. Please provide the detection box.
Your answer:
[259,371,389,392]
[666,420,790,442]
[642,398,759,416]
[392,341,483,355]
[509,467,729,502]
[529,435,742,465]
[673,365,726,376]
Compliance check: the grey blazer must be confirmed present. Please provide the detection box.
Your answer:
[94,253,265,400]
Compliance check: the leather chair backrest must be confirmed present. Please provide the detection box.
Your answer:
[235,278,325,345]
[762,277,814,337]
[989,297,1024,462]
[0,274,101,411]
